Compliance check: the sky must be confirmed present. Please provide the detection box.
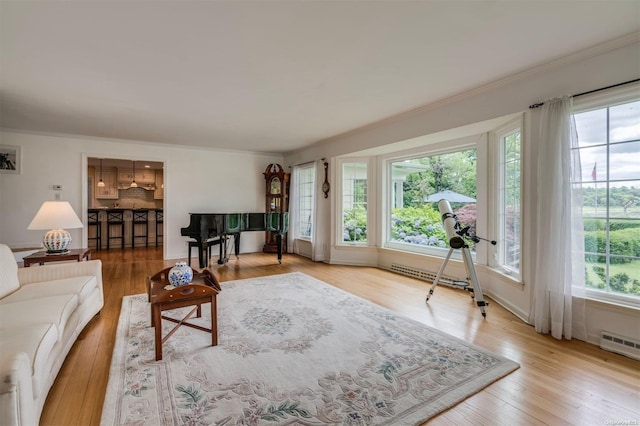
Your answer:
[574,100,639,188]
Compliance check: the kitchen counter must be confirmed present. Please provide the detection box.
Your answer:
[90,207,163,211]
[88,208,163,249]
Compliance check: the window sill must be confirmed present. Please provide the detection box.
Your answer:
[384,241,466,261]
[336,242,371,248]
[484,266,524,287]
[583,289,640,311]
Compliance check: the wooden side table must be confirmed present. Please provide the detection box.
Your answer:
[23,248,92,267]
[146,268,221,361]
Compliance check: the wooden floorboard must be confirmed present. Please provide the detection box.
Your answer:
[38,247,640,425]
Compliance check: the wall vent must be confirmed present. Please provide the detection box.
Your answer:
[389,263,465,288]
[600,331,640,360]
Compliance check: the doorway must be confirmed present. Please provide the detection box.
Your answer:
[85,157,165,257]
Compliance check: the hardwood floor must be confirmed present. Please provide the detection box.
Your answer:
[40,247,639,425]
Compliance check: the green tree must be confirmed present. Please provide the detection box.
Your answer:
[400,150,477,208]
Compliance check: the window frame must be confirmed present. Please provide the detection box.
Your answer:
[571,83,640,306]
[337,158,371,246]
[383,139,480,260]
[293,164,315,241]
[489,119,523,280]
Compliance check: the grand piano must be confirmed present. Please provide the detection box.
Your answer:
[180,212,289,268]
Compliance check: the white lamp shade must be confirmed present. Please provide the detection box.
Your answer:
[28,201,84,230]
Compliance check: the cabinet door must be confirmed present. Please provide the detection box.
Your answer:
[138,170,155,184]
[118,170,134,183]
[154,172,164,199]
[119,168,154,184]
[96,170,118,199]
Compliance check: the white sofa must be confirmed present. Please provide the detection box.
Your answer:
[0,244,104,426]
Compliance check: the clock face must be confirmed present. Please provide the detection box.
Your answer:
[322,181,330,193]
[270,177,281,194]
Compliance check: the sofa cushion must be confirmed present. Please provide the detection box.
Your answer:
[0,294,78,342]
[0,276,98,305]
[0,244,20,299]
[0,324,58,400]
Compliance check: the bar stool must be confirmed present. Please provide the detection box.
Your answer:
[106,209,125,249]
[155,209,163,247]
[87,209,101,250]
[132,209,150,248]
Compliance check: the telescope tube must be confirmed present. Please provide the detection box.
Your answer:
[438,199,465,249]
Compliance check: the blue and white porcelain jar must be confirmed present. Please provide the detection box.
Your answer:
[168,262,193,287]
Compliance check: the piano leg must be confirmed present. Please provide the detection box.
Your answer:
[277,233,283,264]
[234,233,240,259]
[217,238,225,264]
[216,233,235,264]
[198,242,206,269]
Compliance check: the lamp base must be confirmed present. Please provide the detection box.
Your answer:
[43,229,72,253]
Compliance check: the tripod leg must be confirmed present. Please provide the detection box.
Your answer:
[426,248,454,304]
[461,247,488,318]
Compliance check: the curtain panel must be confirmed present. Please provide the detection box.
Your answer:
[531,97,586,340]
[287,166,300,254]
[311,160,328,262]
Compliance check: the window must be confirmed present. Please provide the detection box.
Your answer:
[342,162,368,243]
[573,90,640,301]
[294,165,315,240]
[388,148,477,255]
[496,126,522,277]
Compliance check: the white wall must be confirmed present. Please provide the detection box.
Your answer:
[0,131,283,260]
[285,37,640,345]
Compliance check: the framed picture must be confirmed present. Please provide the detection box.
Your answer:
[0,145,21,174]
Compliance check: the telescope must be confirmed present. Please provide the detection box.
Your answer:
[426,199,492,318]
[439,199,497,248]
[439,199,465,249]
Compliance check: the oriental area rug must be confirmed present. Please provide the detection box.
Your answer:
[101,272,519,425]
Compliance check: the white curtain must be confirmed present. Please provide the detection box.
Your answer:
[532,97,586,340]
[287,166,300,254]
[287,161,328,261]
[311,160,327,262]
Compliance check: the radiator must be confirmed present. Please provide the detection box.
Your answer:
[389,263,466,287]
[600,331,640,360]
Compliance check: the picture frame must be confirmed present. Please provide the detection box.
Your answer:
[0,145,21,174]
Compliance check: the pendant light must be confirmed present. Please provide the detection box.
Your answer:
[130,160,138,188]
[97,159,105,187]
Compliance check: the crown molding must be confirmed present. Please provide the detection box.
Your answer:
[0,127,284,158]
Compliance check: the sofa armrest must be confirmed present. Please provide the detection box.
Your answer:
[0,352,36,426]
[17,260,103,290]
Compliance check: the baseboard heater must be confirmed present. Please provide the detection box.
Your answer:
[389,263,463,287]
[600,331,640,360]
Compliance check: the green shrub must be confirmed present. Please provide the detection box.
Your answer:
[390,206,448,247]
[343,207,367,242]
[584,219,640,232]
[584,228,640,263]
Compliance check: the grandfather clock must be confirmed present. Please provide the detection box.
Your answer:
[263,163,289,253]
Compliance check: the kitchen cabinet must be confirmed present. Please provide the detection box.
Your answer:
[118,169,155,185]
[154,171,164,199]
[95,170,118,199]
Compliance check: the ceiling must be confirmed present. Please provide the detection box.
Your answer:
[1,1,639,155]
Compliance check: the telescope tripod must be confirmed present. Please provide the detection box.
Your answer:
[425,244,488,318]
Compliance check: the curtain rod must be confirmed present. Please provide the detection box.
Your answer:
[528,78,640,109]
[289,158,326,168]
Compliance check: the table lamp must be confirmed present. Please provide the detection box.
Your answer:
[27,201,84,254]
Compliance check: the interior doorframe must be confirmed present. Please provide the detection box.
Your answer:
[81,153,167,260]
